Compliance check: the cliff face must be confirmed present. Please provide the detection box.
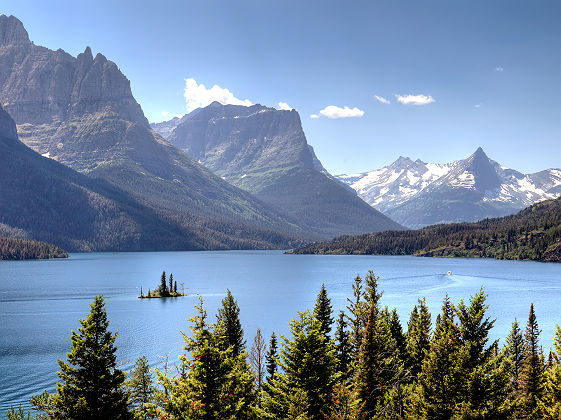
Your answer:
[0,15,303,249]
[0,15,146,126]
[164,102,404,237]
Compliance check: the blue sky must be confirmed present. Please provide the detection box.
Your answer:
[3,0,560,174]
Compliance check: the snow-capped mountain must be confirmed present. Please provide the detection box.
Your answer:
[337,147,561,228]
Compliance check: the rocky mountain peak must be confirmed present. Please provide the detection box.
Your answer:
[0,15,29,46]
[0,106,18,141]
[77,46,94,63]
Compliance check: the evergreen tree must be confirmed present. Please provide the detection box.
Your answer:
[538,325,561,417]
[168,274,173,295]
[174,281,177,294]
[216,289,245,357]
[354,301,395,418]
[388,308,407,364]
[159,271,167,296]
[520,303,544,417]
[406,298,431,378]
[155,296,255,419]
[335,311,352,382]
[313,283,333,337]
[139,286,143,298]
[127,356,155,419]
[260,311,337,419]
[34,295,131,419]
[506,319,525,389]
[419,294,463,419]
[265,332,278,382]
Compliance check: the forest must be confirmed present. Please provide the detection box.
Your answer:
[7,270,561,419]
[293,197,561,262]
[0,237,68,260]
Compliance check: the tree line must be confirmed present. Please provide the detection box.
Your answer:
[0,237,68,260]
[8,271,561,419]
[293,197,561,263]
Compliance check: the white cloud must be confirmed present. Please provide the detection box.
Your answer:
[495,67,504,72]
[317,105,365,119]
[475,103,481,108]
[395,94,435,106]
[310,114,320,119]
[278,102,294,111]
[184,78,252,112]
[161,111,171,117]
[374,95,391,104]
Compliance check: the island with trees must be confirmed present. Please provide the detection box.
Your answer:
[139,271,184,298]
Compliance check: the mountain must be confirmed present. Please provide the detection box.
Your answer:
[337,147,561,228]
[0,104,213,251]
[155,102,403,238]
[292,196,561,262]
[0,15,303,249]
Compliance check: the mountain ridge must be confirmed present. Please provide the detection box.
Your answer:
[155,102,404,238]
[337,147,561,228]
[0,15,308,249]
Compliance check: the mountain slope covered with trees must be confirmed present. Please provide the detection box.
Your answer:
[0,237,67,260]
[293,197,561,262]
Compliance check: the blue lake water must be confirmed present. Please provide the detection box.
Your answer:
[1,250,561,414]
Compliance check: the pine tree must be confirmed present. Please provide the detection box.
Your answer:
[506,319,524,389]
[520,303,544,417]
[388,308,407,364]
[419,294,463,419]
[127,355,155,419]
[155,296,255,419]
[335,311,352,382]
[34,295,131,419]
[538,325,561,417]
[260,311,337,419]
[174,280,177,294]
[168,274,173,295]
[249,328,267,405]
[216,289,245,357]
[313,283,333,338]
[139,286,143,298]
[159,271,167,296]
[354,301,395,418]
[406,298,431,378]
[265,332,278,382]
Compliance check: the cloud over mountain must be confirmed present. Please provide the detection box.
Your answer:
[312,105,365,119]
[184,78,252,112]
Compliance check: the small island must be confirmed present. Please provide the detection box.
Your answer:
[139,271,184,298]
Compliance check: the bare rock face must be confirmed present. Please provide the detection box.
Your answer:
[0,15,146,126]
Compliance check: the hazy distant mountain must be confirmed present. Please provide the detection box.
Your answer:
[337,147,561,228]
[157,102,403,238]
[0,14,304,249]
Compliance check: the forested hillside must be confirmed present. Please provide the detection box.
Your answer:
[293,197,561,262]
[0,237,67,260]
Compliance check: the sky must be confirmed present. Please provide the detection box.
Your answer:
[3,0,561,175]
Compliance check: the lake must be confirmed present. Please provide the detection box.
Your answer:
[1,250,561,414]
